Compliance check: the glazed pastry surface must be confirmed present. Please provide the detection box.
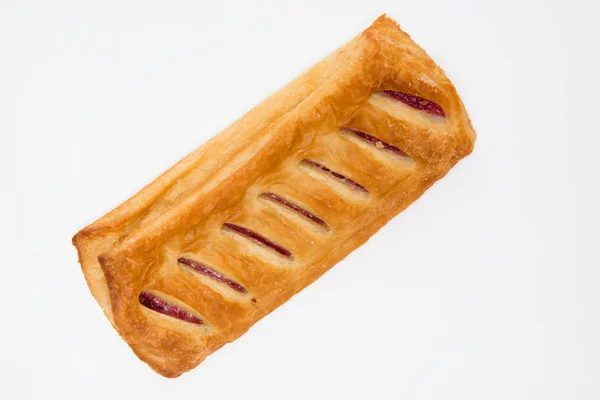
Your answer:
[73,14,476,378]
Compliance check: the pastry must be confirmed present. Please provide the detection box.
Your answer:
[73,14,476,378]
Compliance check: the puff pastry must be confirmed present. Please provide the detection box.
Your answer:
[73,15,476,378]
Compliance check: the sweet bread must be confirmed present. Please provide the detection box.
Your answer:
[73,14,476,378]
[74,14,476,377]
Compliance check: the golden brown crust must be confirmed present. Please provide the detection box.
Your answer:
[73,15,476,378]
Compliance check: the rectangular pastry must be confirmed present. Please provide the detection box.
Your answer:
[73,14,476,378]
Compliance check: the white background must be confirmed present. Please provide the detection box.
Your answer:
[3,0,599,399]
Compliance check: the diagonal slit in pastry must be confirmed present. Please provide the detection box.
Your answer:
[177,257,248,295]
[72,14,475,378]
[139,291,206,326]
[259,192,330,232]
[299,159,370,198]
[338,127,414,165]
[221,222,294,260]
